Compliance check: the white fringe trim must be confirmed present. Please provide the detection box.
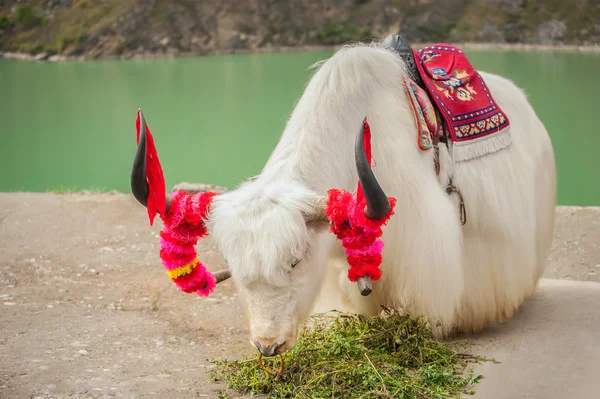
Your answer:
[452,128,512,162]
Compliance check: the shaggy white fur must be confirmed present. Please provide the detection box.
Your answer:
[205,41,557,352]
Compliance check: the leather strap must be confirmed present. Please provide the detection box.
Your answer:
[381,34,425,89]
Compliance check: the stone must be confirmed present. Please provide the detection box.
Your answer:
[34,52,49,61]
[537,20,567,44]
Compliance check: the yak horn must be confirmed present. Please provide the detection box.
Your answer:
[131,110,150,208]
[355,117,390,220]
[355,118,389,297]
[130,110,172,213]
[131,111,231,285]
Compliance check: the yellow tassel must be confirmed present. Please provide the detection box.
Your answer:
[167,258,198,279]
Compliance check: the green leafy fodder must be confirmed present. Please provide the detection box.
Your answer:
[210,309,486,399]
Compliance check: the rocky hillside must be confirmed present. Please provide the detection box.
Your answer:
[0,0,598,60]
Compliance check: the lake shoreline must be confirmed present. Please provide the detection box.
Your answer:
[2,42,599,63]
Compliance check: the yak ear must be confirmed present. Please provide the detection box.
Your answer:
[213,269,232,284]
[302,196,329,226]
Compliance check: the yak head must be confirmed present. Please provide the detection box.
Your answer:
[131,112,390,357]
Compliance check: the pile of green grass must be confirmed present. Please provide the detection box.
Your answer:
[210,308,489,399]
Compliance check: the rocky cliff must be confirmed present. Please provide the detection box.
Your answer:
[1,0,598,60]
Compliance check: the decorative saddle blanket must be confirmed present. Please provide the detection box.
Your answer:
[406,43,512,162]
[403,77,442,151]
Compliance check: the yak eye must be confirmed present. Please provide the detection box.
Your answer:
[291,259,301,268]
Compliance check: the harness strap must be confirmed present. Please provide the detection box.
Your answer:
[381,34,425,89]
[446,177,467,225]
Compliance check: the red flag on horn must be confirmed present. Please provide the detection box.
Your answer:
[135,109,167,225]
[356,118,372,205]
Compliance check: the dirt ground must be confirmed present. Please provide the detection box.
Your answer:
[0,192,598,399]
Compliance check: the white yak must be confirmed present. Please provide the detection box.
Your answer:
[133,39,557,357]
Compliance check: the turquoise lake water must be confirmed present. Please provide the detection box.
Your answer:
[0,49,598,205]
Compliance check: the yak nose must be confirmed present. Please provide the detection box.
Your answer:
[254,339,282,357]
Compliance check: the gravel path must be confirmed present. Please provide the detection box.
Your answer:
[0,192,598,398]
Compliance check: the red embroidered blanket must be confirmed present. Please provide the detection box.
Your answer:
[413,44,511,161]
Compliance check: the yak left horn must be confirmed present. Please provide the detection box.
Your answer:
[131,110,150,209]
[130,110,232,285]
[130,109,174,213]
